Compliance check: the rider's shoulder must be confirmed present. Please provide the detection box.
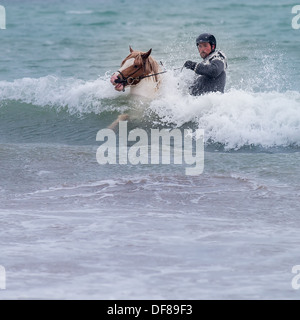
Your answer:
[208,50,227,61]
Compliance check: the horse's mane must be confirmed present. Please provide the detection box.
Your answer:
[121,51,160,82]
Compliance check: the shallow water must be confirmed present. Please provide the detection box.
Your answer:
[1,0,300,299]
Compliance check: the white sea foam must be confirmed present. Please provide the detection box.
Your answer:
[0,74,120,114]
[149,70,300,149]
[0,72,299,149]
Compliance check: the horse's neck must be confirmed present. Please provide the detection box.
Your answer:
[129,71,161,98]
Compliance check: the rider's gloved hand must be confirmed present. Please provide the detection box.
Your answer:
[184,60,197,71]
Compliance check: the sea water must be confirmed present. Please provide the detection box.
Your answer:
[1,0,300,299]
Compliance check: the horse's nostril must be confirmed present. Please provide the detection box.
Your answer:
[115,78,122,84]
[111,74,120,85]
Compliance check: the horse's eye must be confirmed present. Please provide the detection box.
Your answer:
[134,65,138,68]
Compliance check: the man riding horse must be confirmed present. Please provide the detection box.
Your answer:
[183,33,228,96]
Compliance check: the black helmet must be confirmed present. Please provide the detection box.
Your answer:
[196,33,216,51]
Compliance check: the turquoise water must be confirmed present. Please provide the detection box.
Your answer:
[1,0,300,299]
[2,0,300,88]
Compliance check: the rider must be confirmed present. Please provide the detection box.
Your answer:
[184,33,227,96]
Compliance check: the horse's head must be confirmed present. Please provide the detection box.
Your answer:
[111,47,158,92]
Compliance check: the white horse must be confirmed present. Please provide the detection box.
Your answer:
[109,47,162,129]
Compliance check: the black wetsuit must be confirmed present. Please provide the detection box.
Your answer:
[189,50,227,96]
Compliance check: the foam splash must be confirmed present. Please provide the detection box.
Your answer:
[148,70,300,149]
[1,72,300,149]
[0,74,120,114]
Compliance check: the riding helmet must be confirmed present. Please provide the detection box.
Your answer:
[196,33,216,51]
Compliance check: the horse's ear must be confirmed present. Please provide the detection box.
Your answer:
[129,46,134,53]
[142,48,152,60]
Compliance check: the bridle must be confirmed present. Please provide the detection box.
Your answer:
[114,61,168,91]
[116,64,144,86]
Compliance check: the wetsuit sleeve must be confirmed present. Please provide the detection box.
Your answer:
[194,59,225,78]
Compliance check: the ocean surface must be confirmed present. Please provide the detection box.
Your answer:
[1,0,300,300]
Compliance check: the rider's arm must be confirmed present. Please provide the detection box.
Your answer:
[194,59,225,78]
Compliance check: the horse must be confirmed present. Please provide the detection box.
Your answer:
[109,47,162,129]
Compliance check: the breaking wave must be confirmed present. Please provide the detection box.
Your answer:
[0,71,300,150]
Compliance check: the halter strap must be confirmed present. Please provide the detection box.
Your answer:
[115,60,169,92]
[117,63,144,84]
